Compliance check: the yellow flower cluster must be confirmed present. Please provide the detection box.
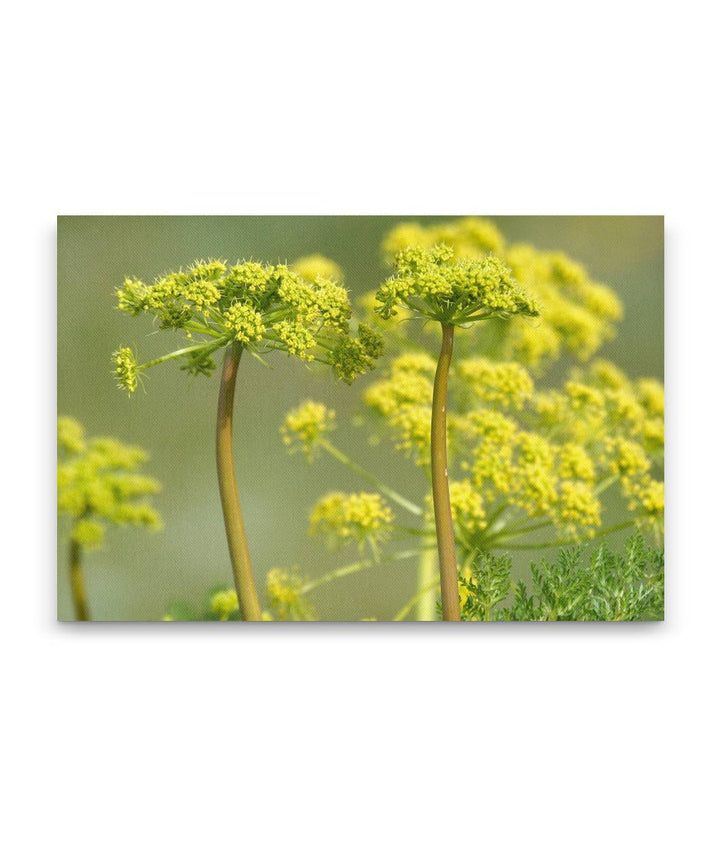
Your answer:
[363,353,435,464]
[57,417,162,548]
[365,353,532,466]
[554,481,602,535]
[456,357,534,408]
[291,254,344,283]
[530,360,664,531]
[376,245,539,326]
[285,220,663,562]
[361,348,663,542]
[58,415,86,454]
[210,589,239,620]
[375,219,625,371]
[309,491,394,550]
[364,355,434,414]
[502,245,623,365]
[115,258,383,389]
[223,302,265,345]
[632,479,665,522]
[449,480,486,535]
[558,443,596,481]
[280,400,336,461]
[382,217,505,263]
[536,363,664,458]
[470,422,602,537]
[636,377,665,417]
[265,569,316,620]
[114,346,139,393]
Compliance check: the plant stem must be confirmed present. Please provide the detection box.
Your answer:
[503,519,638,550]
[300,548,427,595]
[431,323,461,621]
[415,543,438,620]
[394,574,441,621]
[69,537,89,621]
[320,440,423,516]
[216,342,262,621]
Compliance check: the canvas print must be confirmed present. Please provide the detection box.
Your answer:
[57,216,664,621]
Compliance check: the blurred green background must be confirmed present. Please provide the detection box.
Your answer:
[57,216,663,620]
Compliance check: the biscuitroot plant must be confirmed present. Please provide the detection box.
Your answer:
[113,258,382,620]
[57,416,162,620]
[374,245,539,619]
[280,218,663,621]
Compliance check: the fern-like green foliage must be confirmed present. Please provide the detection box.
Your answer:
[461,533,664,621]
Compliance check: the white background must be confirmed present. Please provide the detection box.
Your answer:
[2,2,717,854]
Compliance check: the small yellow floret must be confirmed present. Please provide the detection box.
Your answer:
[223,302,265,344]
[210,589,239,619]
[458,358,534,408]
[309,491,394,550]
[281,401,336,461]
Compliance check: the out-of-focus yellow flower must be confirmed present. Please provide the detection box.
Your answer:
[382,217,505,263]
[291,254,344,283]
[457,358,533,408]
[57,417,162,550]
[309,491,394,551]
[449,480,487,536]
[281,401,336,461]
[265,569,316,620]
[210,589,239,620]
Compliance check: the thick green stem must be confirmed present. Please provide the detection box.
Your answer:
[415,544,438,620]
[216,342,262,621]
[431,323,461,621]
[69,537,89,621]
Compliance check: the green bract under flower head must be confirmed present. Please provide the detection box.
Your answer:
[57,417,162,549]
[375,244,539,326]
[114,258,383,391]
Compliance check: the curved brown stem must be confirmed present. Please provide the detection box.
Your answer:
[70,537,90,621]
[431,323,461,621]
[216,342,262,621]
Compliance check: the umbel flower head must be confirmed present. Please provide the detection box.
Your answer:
[280,400,336,462]
[265,569,316,621]
[357,351,664,543]
[57,416,162,548]
[382,217,506,264]
[309,491,395,552]
[291,254,344,284]
[375,244,539,327]
[209,588,239,620]
[114,258,383,391]
[368,218,625,371]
